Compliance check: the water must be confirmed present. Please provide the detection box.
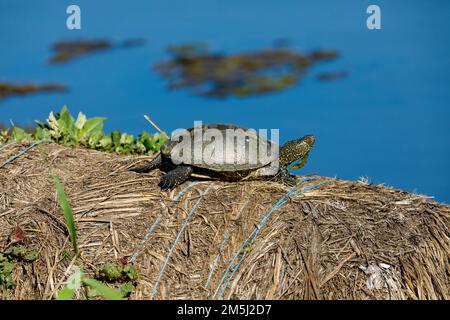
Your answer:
[0,0,449,202]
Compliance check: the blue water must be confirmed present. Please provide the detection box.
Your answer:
[1,0,449,202]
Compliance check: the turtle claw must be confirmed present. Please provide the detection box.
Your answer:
[158,166,194,190]
[159,175,176,189]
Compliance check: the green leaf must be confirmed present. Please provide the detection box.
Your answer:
[134,141,146,154]
[120,133,133,145]
[74,112,87,130]
[12,126,26,141]
[119,282,134,297]
[98,135,112,149]
[52,175,78,255]
[82,117,106,136]
[111,130,121,145]
[35,120,50,130]
[57,106,75,135]
[66,270,82,290]
[88,131,104,148]
[56,287,75,300]
[139,131,150,142]
[82,277,124,300]
[34,127,51,141]
[11,126,32,142]
[124,266,138,281]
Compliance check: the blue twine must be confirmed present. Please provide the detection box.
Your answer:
[217,180,329,298]
[205,232,230,289]
[205,198,250,289]
[0,140,49,169]
[130,216,162,263]
[213,177,327,299]
[0,141,17,152]
[130,182,199,263]
[172,181,198,202]
[212,178,309,299]
[150,183,212,299]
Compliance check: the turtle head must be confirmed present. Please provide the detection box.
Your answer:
[279,135,315,168]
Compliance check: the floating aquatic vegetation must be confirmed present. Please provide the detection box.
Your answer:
[0,82,67,101]
[154,44,340,98]
[317,71,347,81]
[49,38,146,64]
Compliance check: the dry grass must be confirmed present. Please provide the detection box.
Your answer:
[0,142,449,300]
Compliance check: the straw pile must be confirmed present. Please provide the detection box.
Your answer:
[0,142,449,300]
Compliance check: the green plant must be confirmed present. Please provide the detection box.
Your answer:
[57,268,124,300]
[0,254,14,289]
[53,175,78,255]
[3,245,38,262]
[52,175,127,300]
[1,106,166,155]
[96,262,138,283]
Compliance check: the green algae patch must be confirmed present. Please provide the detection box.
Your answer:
[49,39,145,64]
[154,43,341,98]
[0,82,67,101]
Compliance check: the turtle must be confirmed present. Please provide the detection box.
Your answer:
[130,124,315,189]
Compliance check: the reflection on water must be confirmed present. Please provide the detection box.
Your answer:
[0,82,67,101]
[48,39,146,64]
[154,44,340,98]
[0,1,448,202]
[317,71,347,82]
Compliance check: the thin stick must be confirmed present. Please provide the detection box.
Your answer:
[144,115,170,140]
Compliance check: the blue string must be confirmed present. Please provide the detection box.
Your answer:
[0,140,49,169]
[205,232,230,289]
[172,181,198,202]
[130,182,199,263]
[214,177,327,299]
[218,180,329,299]
[205,197,250,289]
[150,183,212,299]
[211,178,311,299]
[0,141,16,152]
[130,216,162,263]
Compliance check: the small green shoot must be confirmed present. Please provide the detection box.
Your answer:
[52,175,78,255]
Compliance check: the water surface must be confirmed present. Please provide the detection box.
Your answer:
[0,0,449,202]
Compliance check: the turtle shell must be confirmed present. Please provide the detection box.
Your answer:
[161,124,277,172]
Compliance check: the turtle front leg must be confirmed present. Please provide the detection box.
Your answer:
[159,165,194,189]
[274,167,297,186]
[130,154,162,173]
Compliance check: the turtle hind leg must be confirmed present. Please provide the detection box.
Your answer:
[159,165,194,189]
[130,154,162,173]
